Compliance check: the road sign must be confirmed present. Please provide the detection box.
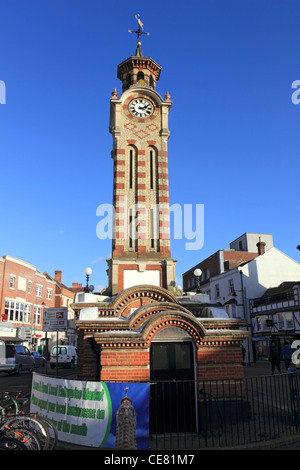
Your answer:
[43,308,68,332]
[17,326,32,341]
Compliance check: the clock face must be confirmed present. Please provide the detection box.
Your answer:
[129,98,153,118]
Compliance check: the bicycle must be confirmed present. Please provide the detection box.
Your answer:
[0,422,41,450]
[0,391,57,450]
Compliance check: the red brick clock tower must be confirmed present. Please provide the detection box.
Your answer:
[107,20,177,295]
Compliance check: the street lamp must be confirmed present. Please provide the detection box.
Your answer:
[194,268,202,293]
[84,267,92,293]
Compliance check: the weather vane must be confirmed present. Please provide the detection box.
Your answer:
[128,14,150,43]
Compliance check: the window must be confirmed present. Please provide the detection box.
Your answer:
[277,312,285,330]
[126,73,131,88]
[231,303,237,318]
[128,145,137,191]
[286,312,294,329]
[277,311,294,330]
[150,150,154,189]
[36,285,42,297]
[256,316,262,332]
[137,71,144,85]
[129,149,133,189]
[215,284,220,298]
[228,279,235,296]
[129,208,133,248]
[9,276,15,289]
[34,305,42,325]
[28,281,32,294]
[47,288,52,300]
[204,268,210,280]
[150,208,155,249]
[4,301,31,323]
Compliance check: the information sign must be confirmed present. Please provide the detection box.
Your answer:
[43,308,68,332]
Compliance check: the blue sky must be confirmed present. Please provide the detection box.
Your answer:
[0,0,299,291]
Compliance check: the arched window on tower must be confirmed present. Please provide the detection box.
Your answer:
[126,74,132,89]
[137,71,144,86]
[126,145,137,251]
[147,146,159,251]
[149,147,157,191]
[149,75,154,89]
[126,145,137,191]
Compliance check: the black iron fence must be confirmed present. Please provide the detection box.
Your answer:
[149,369,300,449]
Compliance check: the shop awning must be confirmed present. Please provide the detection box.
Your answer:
[0,336,24,343]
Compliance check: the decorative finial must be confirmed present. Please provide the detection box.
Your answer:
[128,14,150,44]
[111,88,118,98]
[164,91,171,101]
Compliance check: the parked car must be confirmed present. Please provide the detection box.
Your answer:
[0,344,35,375]
[31,351,45,367]
[50,345,77,369]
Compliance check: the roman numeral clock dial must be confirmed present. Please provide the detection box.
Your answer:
[129,98,153,117]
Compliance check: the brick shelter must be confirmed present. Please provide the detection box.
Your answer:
[73,284,249,383]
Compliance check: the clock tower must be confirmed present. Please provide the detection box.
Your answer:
[107,18,176,295]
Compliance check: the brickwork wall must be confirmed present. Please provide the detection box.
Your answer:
[76,332,99,381]
[100,347,150,382]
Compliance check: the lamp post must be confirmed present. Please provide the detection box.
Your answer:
[231,271,253,365]
[194,268,202,293]
[84,267,92,293]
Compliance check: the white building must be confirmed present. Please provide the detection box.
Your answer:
[206,247,300,361]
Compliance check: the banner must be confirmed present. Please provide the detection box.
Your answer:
[30,373,149,449]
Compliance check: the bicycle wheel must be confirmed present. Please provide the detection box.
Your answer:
[0,436,28,450]
[0,416,50,450]
[37,415,58,450]
[3,427,41,450]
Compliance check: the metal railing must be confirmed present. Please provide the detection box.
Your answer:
[149,370,300,449]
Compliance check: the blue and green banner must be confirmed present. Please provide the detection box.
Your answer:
[30,373,150,449]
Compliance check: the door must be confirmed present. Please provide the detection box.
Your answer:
[150,341,196,433]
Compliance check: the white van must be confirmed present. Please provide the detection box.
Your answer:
[50,345,77,369]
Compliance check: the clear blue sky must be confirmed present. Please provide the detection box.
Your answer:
[1,0,299,291]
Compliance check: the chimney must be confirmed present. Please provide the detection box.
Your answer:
[256,237,266,256]
[55,270,62,283]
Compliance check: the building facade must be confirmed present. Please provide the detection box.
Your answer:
[0,255,78,352]
[0,255,56,348]
[250,282,300,361]
[182,233,272,293]
[182,235,300,362]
